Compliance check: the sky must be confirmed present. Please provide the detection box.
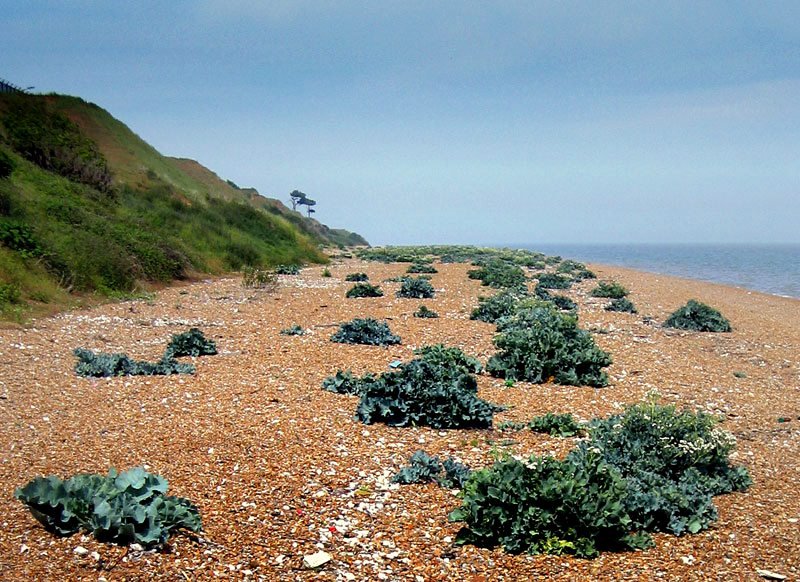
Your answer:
[2,1,799,245]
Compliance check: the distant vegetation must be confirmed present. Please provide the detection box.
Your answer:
[0,93,367,318]
[664,300,731,332]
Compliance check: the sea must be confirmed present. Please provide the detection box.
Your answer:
[516,244,800,299]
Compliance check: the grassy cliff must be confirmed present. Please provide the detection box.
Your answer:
[0,93,366,320]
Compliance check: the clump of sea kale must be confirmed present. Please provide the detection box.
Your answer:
[352,344,499,429]
[330,317,401,346]
[397,276,435,299]
[345,282,384,298]
[345,272,369,282]
[486,304,611,387]
[165,328,217,358]
[407,262,438,274]
[663,299,731,332]
[536,273,572,290]
[590,281,629,299]
[413,305,439,318]
[605,297,637,314]
[392,451,472,489]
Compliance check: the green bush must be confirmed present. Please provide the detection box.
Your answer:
[536,273,572,289]
[407,263,438,274]
[73,349,195,377]
[397,276,435,299]
[413,344,483,374]
[14,466,201,548]
[663,300,731,332]
[470,289,527,323]
[322,369,374,395]
[486,305,611,387]
[413,305,439,318]
[392,451,472,488]
[534,285,577,311]
[280,325,305,336]
[0,150,15,179]
[590,281,629,299]
[528,412,583,437]
[0,282,21,305]
[586,400,751,535]
[450,399,750,558]
[344,272,369,282]
[274,264,300,275]
[330,317,401,346]
[345,282,384,298]
[321,268,331,278]
[450,447,650,558]
[355,346,499,429]
[467,260,527,289]
[0,219,44,258]
[606,297,637,313]
[165,328,217,358]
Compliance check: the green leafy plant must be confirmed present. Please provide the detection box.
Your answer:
[590,281,629,299]
[605,297,637,313]
[322,369,374,395]
[486,305,612,387]
[242,267,278,290]
[355,346,499,429]
[330,317,401,346]
[663,300,731,332]
[321,268,332,278]
[528,412,583,437]
[14,466,201,548]
[397,276,435,299]
[450,447,650,558]
[534,285,577,311]
[467,260,527,289]
[536,273,572,290]
[280,325,305,336]
[392,451,472,488]
[165,328,217,358]
[413,344,483,374]
[407,263,438,274]
[0,282,21,305]
[344,272,369,282]
[274,264,301,275]
[733,371,747,379]
[345,282,384,298]
[470,289,528,323]
[73,349,195,377]
[450,398,750,558]
[0,149,14,179]
[413,305,439,318]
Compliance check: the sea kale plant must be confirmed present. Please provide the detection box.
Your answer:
[663,299,731,332]
[406,262,438,274]
[330,317,401,346]
[413,305,439,318]
[486,305,612,387]
[322,369,375,396]
[165,328,217,358]
[14,466,202,548]
[397,276,435,299]
[470,289,528,323]
[535,273,572,290]
[392,450,473,489]
[449,398,750,559]
[605,297,637,314]
[344,272,369,282]
[345,282,384,298]
[590,281,629,299]
[467,259,527,290]
[534,285,577,311]
[354,345,500,429]
[274,264,301,275]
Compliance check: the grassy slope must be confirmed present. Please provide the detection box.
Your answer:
[0,93,362,319]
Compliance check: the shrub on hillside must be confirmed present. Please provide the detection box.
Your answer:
[486,305,611,387]
[0,150,15,179]
[14,466,202,548]
[413,305,439,318]
[354,345,499,429]
[663,300,731,332]
[345,282,384,298]
[397,276,435,299]
[590,281,629,299]
[0,282,21,306]
[605,297,637,314]
[330,318,401,346]
[345,272,369,282]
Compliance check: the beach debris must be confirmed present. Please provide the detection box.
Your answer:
[756,569,787,580]
[303,550,332,569]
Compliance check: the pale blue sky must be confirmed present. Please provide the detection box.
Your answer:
[3,1,799,244]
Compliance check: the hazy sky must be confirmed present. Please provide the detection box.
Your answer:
[3,2,799,245]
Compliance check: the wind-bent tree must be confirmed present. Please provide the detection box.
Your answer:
[289,189,307,211]
[303,198,316,217]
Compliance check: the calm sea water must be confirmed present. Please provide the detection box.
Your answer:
[518,244,800,299]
